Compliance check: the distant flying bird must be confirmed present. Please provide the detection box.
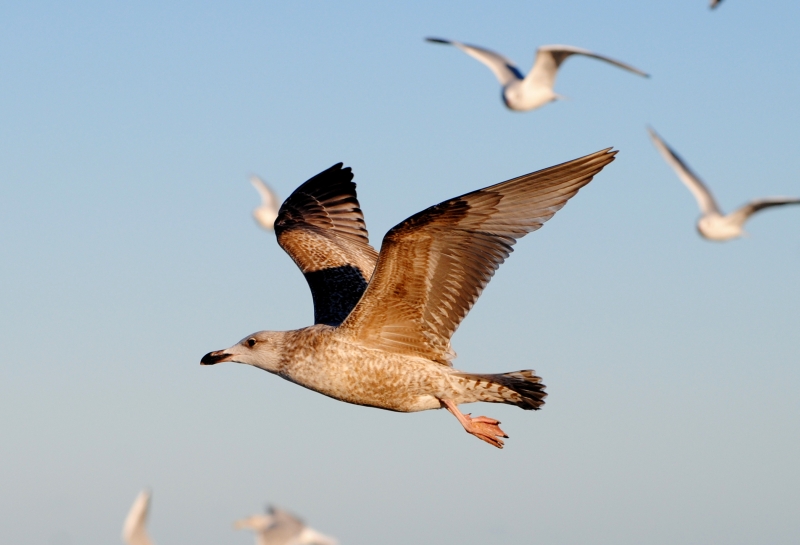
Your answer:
[648,127,800,241]
[251,175,280,230]
[202,149,616,448]
[122,490,153,545]
[235,506,338,545]
[425,37,648,111]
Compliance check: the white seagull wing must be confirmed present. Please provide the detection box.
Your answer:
[426,37,524,86]
[250,175,280,230]
[727,197,800,227]
[122,490,154,545]
[296,527,339,545]
[525,44,649,93]
[648,127,722,215]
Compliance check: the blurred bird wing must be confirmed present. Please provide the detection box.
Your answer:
[523,45,649,90]
[251,176,280,210]
[122,490,153,545]
[274,164,379,326]
[648,127,722,215]
[340,149,616,364]
[525,45,648,92]
[426,37,524,86]
[297,527,339,545]
[728,197,800,226]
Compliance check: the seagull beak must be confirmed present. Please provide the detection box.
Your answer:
[201,349,233,365]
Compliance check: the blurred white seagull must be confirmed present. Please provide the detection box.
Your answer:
[648,127,800,241]
[251,175,280,230]
[235,506,338,545]
[122,490,154,545]
[202,149,616,448]
[426,37,648,111]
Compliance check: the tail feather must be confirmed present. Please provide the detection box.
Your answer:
[455,370,547,410]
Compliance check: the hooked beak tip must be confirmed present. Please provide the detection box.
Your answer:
[201,350,230,366]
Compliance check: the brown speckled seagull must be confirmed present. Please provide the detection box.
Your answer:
[202,149,616,448]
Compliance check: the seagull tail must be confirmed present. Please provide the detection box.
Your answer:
[454,370,547,410]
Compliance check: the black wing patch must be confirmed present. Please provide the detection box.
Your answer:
[274,163,379,326]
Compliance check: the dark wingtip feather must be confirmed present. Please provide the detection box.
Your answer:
[425,37,451,45]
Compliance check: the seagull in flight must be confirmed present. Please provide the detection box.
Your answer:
[648,127,800,241]
[235,506,338,545]
[426,37,648,111]
[202,149,616,448]
[251,175,280,230]
[122,490,154,545]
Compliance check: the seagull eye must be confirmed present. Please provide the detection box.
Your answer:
[246,338,257,348]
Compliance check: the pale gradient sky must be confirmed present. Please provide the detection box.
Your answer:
[1,1,799,544]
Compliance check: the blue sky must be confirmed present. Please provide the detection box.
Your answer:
[1,1,799,544]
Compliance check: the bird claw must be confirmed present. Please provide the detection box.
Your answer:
[462,414,508,449]
[442,400,509,449]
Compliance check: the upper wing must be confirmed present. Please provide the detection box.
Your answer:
[525,45,648,93]
[426,37,524,86]
[275,164,379,326]
[728,197,800,226]
[122,490,153,545]
[711,0,723,9]
[250,176,280,230]
[648,127,722,215]
[339,149,616,364]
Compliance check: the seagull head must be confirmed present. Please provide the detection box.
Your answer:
[201,331,285,372]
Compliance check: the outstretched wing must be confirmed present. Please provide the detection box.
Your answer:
[250,175,280,230]
[339,149,616,364]
[426,37,524,86]
[648,127,722,215]
[728,197,800,227]
[122,490,153,545]
[274,164,378,326]
[525,45,648,94]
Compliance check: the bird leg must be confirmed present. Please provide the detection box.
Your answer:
[441,399,507,449]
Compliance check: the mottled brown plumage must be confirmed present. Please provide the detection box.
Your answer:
[203,149,617,448]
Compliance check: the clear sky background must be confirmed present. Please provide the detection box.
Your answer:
[1,1,799,544]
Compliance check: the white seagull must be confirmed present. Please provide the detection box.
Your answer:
[251,175,280,230]
[235,506,338,545]
[648,127,800,241]
[122,490,154,545]
[426,37,649,111]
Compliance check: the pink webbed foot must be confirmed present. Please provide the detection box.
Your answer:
[442,400,508,449]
